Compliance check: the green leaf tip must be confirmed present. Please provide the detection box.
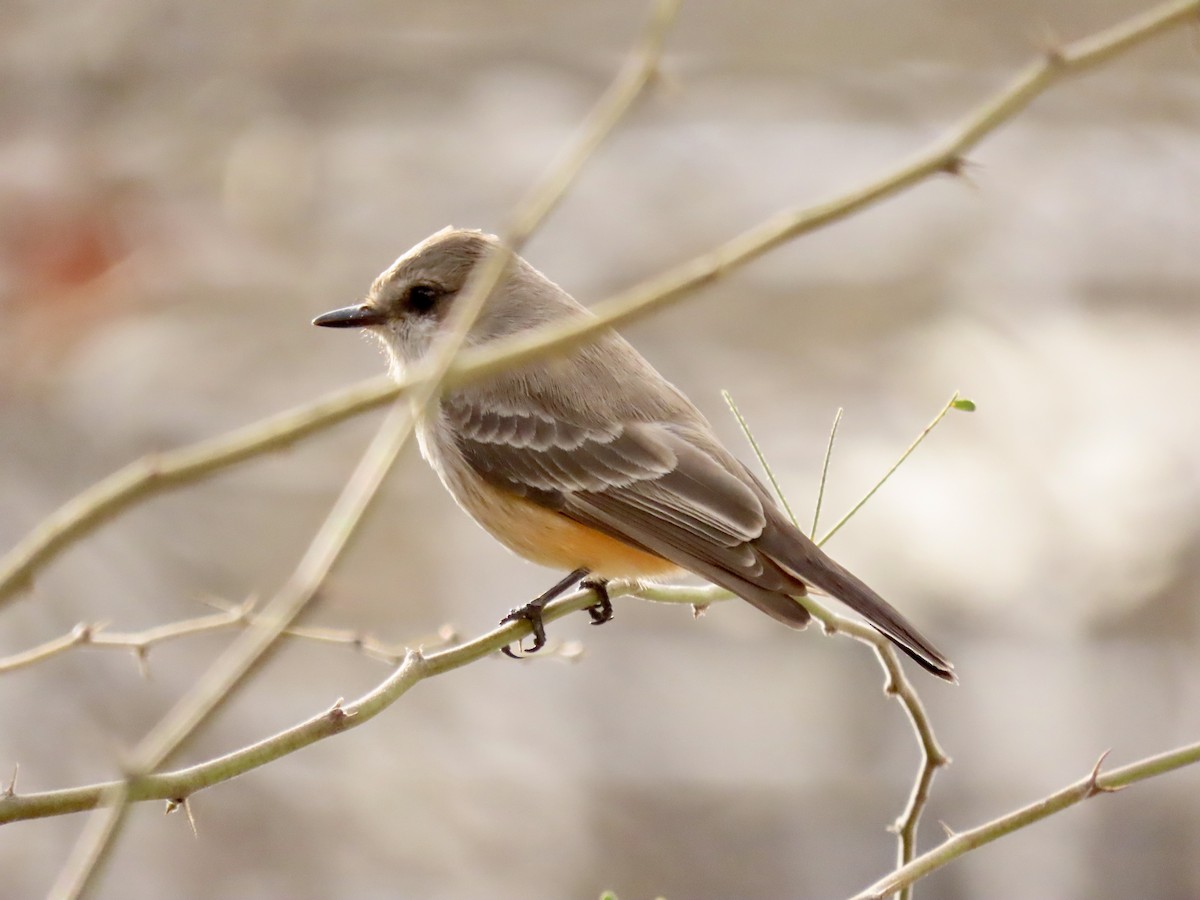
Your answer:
[951,398,976,412]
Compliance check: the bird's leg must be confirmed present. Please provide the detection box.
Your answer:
[580,577,613,625]
[500,567,589,659]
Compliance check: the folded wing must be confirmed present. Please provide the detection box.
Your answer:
[443,397,812,628]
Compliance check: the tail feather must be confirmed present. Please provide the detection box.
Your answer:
[759,520,955,682]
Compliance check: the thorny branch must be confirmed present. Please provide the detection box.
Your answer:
[851,742,1200,900]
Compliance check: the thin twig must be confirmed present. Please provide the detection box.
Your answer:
[2,0,1193,608]
[0,599,437,675]
[819,393,966,546]
[0,624,101,676]
[812,407,843,539]
[722,391,799,529]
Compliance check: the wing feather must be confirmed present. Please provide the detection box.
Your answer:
[443,395,810,626]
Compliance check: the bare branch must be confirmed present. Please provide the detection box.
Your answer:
[0,598,437,675]
[851,741,1200,900]
[0,581,621,824]
[878,640,951,900]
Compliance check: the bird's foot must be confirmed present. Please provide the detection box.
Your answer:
[581,578,613,625]
[499,600,549,659]
[500,567,589,659]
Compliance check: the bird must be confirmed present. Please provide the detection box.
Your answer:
[313,227,953,680]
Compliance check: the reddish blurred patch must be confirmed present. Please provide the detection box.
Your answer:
[0,188,139,390]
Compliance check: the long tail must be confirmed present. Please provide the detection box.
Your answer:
[760,521,955,682]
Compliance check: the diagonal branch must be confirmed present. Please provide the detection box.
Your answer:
[852,741,1200,900]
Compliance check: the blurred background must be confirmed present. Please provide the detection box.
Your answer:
[2,0,1199,897]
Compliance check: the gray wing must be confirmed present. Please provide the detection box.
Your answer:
[442,395,812,628]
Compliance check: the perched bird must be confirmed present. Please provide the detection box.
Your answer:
[313,228,953,680]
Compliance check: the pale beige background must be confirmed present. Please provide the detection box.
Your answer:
[2,1,1199,898]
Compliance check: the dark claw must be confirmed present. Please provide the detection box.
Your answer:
[498,568,600,658]
[581,578,613,626]
[499,602,549,658]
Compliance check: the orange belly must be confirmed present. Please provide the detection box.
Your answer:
[457,482,680,579]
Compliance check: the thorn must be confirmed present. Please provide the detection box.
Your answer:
[941,155,981,188]
[165,798,180,815]
[1033,24,1066,65]
[182,797,198,837]
[1086,749,1124,796]
[132,645,150,679]
[142,452,165,479]
[939,819,956,839]
[326,697,356,727]
[77,621,110,643]
[415,624,457,653]
[4,763,18,798]
[940,154,967,177]
[1043,44,1066,67]
[691,603,709,619]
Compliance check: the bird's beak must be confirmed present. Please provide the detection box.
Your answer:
[312,304,388,328]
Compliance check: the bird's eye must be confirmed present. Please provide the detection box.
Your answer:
[406,284,442,314]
